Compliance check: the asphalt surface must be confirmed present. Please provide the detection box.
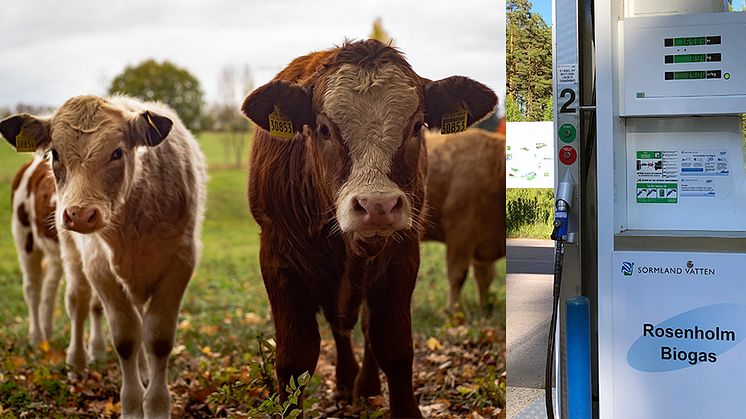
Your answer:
[506,239,554,418]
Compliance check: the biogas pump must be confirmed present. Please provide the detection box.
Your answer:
[552,0,746,418]
[598,2,746,418]
[548,0,590,417]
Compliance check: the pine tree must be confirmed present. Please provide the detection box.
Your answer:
[507,0,553,121]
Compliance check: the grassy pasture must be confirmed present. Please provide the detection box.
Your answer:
[0,131,505,418]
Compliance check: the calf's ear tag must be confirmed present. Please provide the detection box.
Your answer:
[440,109,468,135]
[268,109,294,140]
[15,128,35,152]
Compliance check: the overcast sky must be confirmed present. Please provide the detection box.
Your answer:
[0,0,505,113]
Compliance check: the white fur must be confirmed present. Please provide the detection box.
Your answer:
[322,63,418,233]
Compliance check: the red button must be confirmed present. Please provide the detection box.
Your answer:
[559,146,577,165]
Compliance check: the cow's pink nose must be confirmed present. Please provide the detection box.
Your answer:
[63,206,100,233]
[352,194,404,227]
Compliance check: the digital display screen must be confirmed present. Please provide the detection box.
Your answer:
[675,54,706,63]
[664,53,722,64]
[665,70,722,80]
[675,37,706,46]
[674,71,706,80]
[664,36,722,47]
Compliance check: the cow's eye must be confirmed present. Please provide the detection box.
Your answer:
[319,124,331,139]
[110,148,123,161]
[50,148,59,162]
[412,122,423,136]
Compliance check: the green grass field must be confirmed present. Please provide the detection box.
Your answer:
[0,131,505,418]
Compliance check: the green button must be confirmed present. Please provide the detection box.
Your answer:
[559,124,577,143]
[724,73,731,80]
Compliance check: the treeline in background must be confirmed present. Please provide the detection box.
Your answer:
[506,0,554,238]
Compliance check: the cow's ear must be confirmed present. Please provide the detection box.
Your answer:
[127,110,173,147]
[0,113,51,151]
[241,80,314,137]
[424,76,497,131]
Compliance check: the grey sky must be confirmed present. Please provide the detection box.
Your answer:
[0,0,505,113]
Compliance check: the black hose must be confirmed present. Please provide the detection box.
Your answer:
[546,239,565,418]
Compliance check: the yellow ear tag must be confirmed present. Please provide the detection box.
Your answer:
[268,109,294,139]
[15,128,36,153]
[440,109,468,134]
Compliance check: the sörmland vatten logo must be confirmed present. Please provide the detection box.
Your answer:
[621,261,634,276]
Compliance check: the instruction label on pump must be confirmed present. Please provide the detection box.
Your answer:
[557,64,578,83]
[635,150,679,203]
[680,150,729,198]
[635,149,729,203]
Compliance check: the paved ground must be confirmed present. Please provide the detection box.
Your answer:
[506,239,554,418]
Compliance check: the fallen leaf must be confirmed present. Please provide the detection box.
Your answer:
[10,356,26,368]
[172,344,186,356]
[243,312,263,325]
[427,337,444,351]
[426,353,449,364]
[420,402,447,416]
[103,398,121,415]
[43,349,66,365]
[457,383,480,395]
[199,325,218,336]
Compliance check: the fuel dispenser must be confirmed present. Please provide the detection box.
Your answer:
[550,0,746,417]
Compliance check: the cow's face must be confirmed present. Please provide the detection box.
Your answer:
[0,96,172,234]
[242,40,497,241]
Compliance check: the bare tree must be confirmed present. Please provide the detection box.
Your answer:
[215,64,252,168]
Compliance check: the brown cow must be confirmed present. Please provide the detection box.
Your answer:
[241,39,496,417]
[11,157,106,364]
[1,95,206,419]
[423,128,506,310]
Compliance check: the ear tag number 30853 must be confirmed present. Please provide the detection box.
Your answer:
[440,109,468,135]
[268,109,294,139]
[15,128,35,153]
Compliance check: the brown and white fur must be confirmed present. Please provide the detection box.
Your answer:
[11,157,106,361]
[242,40,496,418]
[12,157,62,346]
[1,95,206,419]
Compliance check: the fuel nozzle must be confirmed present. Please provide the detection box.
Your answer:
[551,171,574,242]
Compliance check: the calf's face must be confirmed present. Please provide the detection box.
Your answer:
[0,96,172,234]
[243,42,497,240]
[318,63,421,237]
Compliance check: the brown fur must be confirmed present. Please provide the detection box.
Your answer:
[424,128,506,309]
[243,40,496,418]
[17,204,30,227]
[25,232,33,253]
